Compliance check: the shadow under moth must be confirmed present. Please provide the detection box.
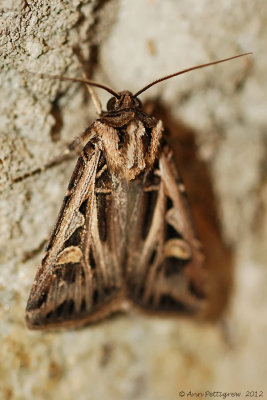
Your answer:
[25,53,251,329]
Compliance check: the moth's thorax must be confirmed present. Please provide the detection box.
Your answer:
[92,90,163,180]
[95,116,163,181]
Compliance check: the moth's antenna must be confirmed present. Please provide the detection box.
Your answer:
[134,52,253,97]
[39,73,120,98]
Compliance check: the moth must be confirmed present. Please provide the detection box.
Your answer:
[25,53,251,329]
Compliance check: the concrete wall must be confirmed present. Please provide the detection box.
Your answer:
[1,1,266,399]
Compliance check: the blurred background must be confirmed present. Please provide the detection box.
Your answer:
[0,1,266,399]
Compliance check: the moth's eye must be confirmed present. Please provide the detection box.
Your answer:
[107,97,117,111]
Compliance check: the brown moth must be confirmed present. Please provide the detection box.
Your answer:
[25,53,251,329]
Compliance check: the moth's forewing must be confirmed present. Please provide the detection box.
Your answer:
[26,141,124,329]
[126,146,206,315]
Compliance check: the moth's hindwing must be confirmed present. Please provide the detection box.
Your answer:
[26,139,124,329]
[126,145,206,315]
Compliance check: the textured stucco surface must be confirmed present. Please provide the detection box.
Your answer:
[0,1,267,399]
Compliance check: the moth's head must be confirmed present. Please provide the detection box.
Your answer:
[106,91,142,111]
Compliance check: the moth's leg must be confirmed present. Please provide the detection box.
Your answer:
[12,135,83,183]
[83,75,102,116]
[73,44,103,115]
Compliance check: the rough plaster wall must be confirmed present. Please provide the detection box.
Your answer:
[0,0,266,399]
